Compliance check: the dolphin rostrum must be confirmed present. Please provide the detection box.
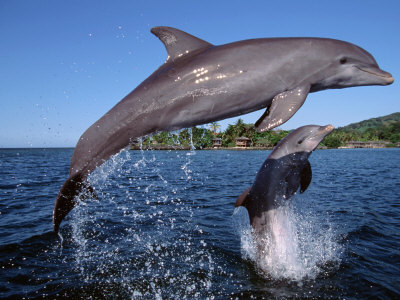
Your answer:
[235,125,334,249]
[53,26,393,232]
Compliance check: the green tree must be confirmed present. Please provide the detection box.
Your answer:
[192,127,213,148]
[222,124,236,147]
[178,129,191,147]
[322,134,343,148]
[362,127,378,141]
[234,118,246,137]
[152,131,175,145]
[209,122,221,137]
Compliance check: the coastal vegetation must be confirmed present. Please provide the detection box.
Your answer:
[137,113,400,149]
[324,112,400,148]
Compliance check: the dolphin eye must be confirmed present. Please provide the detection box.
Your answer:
[298,140,303,144]
[340,57,347,64]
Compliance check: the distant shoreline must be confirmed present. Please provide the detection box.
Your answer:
[129,145,399,151]
[0,145,398,150]
[130,145,273,151]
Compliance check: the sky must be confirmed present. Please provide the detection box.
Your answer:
[0,0,399,147]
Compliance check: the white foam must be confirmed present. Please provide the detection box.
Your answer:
[234,198,342,281]
[68,131,216,298]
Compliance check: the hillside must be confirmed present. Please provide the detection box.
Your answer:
[340,112,400,132]
[320,112,400,148]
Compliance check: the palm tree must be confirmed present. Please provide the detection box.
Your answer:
[234,118,246,137]
[209,122,221,137]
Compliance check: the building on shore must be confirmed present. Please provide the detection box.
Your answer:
[212,138,222,148]
[339,141,390,149]
[235,137,252,148]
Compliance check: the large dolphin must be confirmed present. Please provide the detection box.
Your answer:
[53,26,393,232]
[235,125,333,248]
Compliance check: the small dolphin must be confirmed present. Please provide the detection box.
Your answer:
[54,26,393,232]
[235,125,334,241]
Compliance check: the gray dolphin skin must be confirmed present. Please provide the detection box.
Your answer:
[53,26,393,232]
[235,125,334,237]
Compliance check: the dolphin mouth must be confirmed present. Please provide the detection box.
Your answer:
[323,124,335,133]
[318,124,335,137]
[309,124,334,141]
[357,66,394,84]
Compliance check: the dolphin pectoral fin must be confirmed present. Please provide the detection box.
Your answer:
[255,85,311,132]
[151,26,213,62]
[235,187,251,208]
[300,160,312,193]
[53,173,95,233]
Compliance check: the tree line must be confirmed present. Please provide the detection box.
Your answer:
[138,119,400,149]
[322,121,400,148]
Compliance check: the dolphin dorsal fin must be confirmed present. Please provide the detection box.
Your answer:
[235,187,251,208]
[151,26,213,62]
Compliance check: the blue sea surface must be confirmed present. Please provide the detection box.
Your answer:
[0,148,399,298]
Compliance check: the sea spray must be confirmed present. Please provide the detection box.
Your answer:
[68,132,216,298]
[232,206,256,261]
[233,196,343,281]
[256,206,304,280]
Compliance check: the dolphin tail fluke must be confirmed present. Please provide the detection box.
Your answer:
[53,173,96,233]
[235,187,251,208]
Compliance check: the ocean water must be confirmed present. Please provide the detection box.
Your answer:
[0,148,399,299]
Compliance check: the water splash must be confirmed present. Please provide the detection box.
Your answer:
[233,197,342,281]
[67,133,216,298]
